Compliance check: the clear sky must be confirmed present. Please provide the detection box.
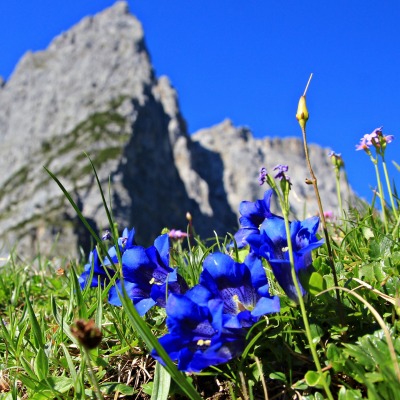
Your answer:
[1,1,399,204]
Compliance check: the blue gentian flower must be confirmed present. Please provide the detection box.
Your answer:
[108,233,188,315]
[200,252,280,327]
[78,248,115,289]
[152,289,246,373]
[104,227,137,266]
[247,216,324,303]
[234,189,281,248]
[79,228,137,289]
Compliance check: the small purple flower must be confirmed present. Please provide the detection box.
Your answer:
[356,126,393,153]
[385,135,394,144]
[355,137,369,151]
[328,151,345,169]
[101,230,112,241]
[258,167,268,186]
[273,164,289,180]
[168,229,188,240]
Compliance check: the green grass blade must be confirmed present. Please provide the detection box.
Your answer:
[151,362,171,400]
[23,286,44,349]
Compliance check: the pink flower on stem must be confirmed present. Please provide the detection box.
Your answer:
[168,229,188,240]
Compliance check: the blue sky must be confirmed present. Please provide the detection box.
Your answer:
[1,1,399,203]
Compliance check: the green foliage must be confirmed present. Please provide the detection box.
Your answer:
[1,137,400,399]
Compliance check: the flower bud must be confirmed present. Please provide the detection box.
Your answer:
[296,95,309,130]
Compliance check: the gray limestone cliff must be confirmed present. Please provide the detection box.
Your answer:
[0,2,353,259]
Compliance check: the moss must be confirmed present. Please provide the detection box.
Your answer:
[0,166,30,202]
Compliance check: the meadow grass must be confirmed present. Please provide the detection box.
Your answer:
[0,176,399,399]
[0,92,399,399]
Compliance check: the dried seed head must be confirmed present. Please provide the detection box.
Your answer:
[71,319,102,349]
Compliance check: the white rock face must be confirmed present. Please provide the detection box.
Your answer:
[0,2,354,259]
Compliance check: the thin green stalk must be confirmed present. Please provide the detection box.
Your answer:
[82,346,104,400]
[301,126,343,321]
[381,155,399,220]
[335,169,344,221]
[373,162,388,233]
[281,209,334,400]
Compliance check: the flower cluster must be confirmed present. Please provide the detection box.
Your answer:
[79,188,323,373]
[79,228,188,316]
[258,165,292,187]
[152,252,280,372]
[355,126,394,154]
[234,189,324,303]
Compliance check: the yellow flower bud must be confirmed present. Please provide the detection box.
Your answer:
[296,95,309,130]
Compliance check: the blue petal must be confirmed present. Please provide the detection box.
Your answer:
[188,338,245,373]
[269,259,306,303]
[251,296,281,317]
[244,253,268,291]
[259,215,287,247]
[122,246,153,283]
[153,234,170,267]
[108,280,154,315]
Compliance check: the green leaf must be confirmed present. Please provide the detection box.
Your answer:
[309,323,323,344]
[41,376,73,394]
[304,371,324,388]
[338,386,363,400]
[100,382,136,395]
[269,372,286,381]
[308,272,326,296]
[34,348,49,381]
[151,362,171,400]
[142,382,154,396]
[23,286,44,349]
[362,227,374,240]
[30,390,53,400]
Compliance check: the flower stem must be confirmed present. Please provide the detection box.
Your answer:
[301,126,343,321]
[83,346,104,400]
[373,161,389,233]
[335,169,344,222]
[381,155,399,220]
[281,209,334,400]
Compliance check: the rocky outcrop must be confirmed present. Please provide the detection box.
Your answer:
[0,2,351,259]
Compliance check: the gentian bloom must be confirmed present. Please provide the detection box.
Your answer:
[247,216,324,303]
[233,189,282,248]
[200,252,280,327]
[152,289,246,373]
[79,248,115,289]
[108,234,187,315]
[79,227,136,289]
